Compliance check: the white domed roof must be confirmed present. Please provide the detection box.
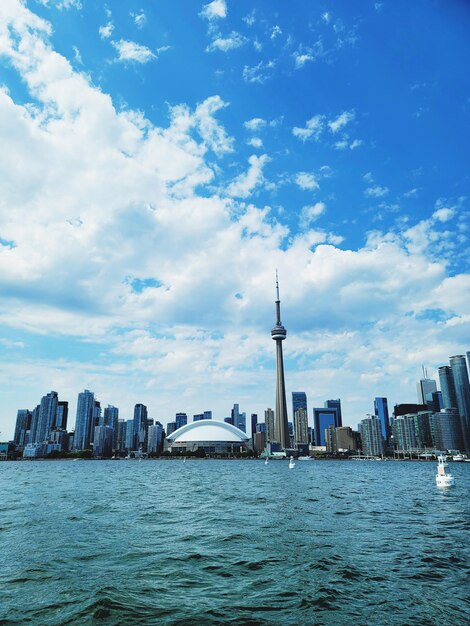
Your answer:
[167,420,249,443]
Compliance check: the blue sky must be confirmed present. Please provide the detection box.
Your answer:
[0,0,469,438]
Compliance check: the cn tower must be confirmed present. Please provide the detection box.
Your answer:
[271,271,290,449]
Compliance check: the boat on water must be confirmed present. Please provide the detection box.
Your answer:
[452,453,467,462]
[264,457,269,465]
[297,456,313,461]
[288,456,295,469]
[436,455,455,487]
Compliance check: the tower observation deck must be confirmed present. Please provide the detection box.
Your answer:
[272,272,290,449]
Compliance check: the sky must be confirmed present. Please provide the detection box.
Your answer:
[1,0,470,438]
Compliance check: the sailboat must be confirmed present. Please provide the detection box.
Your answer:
[436,455,455,487]
[264,457,269,465]
[288,456,295,469]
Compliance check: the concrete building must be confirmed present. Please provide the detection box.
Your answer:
[166,420,249,455]
[271,273,290,449]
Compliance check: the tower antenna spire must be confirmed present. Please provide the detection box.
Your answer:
[275,269,281,325]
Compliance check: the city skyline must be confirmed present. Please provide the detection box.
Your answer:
[1,1,470,439]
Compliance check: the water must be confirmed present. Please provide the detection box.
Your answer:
[1,459,469,625]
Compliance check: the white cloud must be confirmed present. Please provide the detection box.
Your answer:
[206,31,247,52]
[433,207,455,222]
[247,137,263,148]
[226,154,270,198]
[294,53,313,68]
[349,139,362,149]
[292,115,324,142]
[244,118,266,131]
[322,12,331,23]
[299,202,326,228]
[328,110,355,133]
[200,0,227,21]
[243,10,256,26]
[271,25,282,40]
[99,21,114,39]
[72,46,82,64]
[365,185,389,198]
[112,39,156,63]
[363,172,374,183]
[242,60,275,84]
[295,172,319,191]
[131,11,147,29]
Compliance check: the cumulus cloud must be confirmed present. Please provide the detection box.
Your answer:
[200,0,227,21]
[292,115,324,142]
[131,11,147,29]
[244,118,266,131]
[206,31,247,52]
[112,39,156,63]
[247,137,263,148]
[328,110,355,133]
[295,172,319,191]
[226,154,270,198]
[99,21,114,39]
[299,202,326,228]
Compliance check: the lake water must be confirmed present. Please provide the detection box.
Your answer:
[1,459,470,625]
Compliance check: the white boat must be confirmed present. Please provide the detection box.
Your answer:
[452,453,466,462]
[297,456,313,461]
[288,456,295,469]
[436,455,455,487]
[264,457,269,465]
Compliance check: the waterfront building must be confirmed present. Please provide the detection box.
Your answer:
[374,397,390,441]
[231,404,246,433]
[175,413,188,430]
[117,419,127,453]
[264,408,275,443]
[103,405,119,449]
[74,390,96,451]
[253,430,266,454]
[49,428,69,452]
[326,426,357,454]
[94,425,114,457]
[431,391,443,413]
[394,403,427,417]
[13,409,32,448]
[193,411,212,421]
[133,403,148,451]
[431,409,464,451]
[166,420,249,455]
[449,355,470,450]
[392,415,418,451]
[292,392,307,418]
[56,401,68,430]
[294,408,308,447]
[313,407,339,446]
[271,273,290,449]
[125,419,134,451]
[413,411,433,449]
[417,377,437,408]
[28,405,40,446]
[34,391,59,444]
[166,421,177,436]
[360,415,384,456]
[438,366,458,410]
[325,399,342,427]
[251,413,258,439]
[148,422,164,454]
[224,416,233,425]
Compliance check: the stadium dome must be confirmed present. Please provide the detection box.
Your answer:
[166,420,249,454]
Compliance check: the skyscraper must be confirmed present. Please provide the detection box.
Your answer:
[175,413,188,430]
[325,399,342,427]
[103,405,119,450]
[449,355,470,450]
[417,376,437,408]
[271,272,290,449]
[360,415,384,457]
[35,391,59,444]
[313,407,338,446]
[293,408,308,446]
[374,397,390,440]
[133,403,148,451]
[438,366,458,410]
[264,408,275,443]
[74,390,95,451]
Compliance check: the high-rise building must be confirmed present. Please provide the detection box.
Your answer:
[231,404,246,432]
[431,409,464,451]
[35,391,59,444]
[413,411,433,448]
[313,408,339,446]
[293,408,308,446]
[392,415,418,451]
[133,403,148,451]
[175,413,188,430]
[103,405,119,450]
[74,390,95,451]
[360,415,384,457]
[193,411,212,421]
[374,397,390,440]
[166,421,177,436]
[56,401,68,430]
[148,422,164,454]
[13,409,32,447]
[417,377,437,408]
[438,366,458,410]
[250,414,258,439]
[326,426,358,454]
[264,408,275,443]
[292,392,307,417]
[449,355,470,450]
[271,273,290,449]
[28,405,40,445]
[117,419,127,453]
[93,425,114,457]
[325,399,342,427]
[125,419,134,451]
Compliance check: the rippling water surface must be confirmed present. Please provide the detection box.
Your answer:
[1,459,470,625]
